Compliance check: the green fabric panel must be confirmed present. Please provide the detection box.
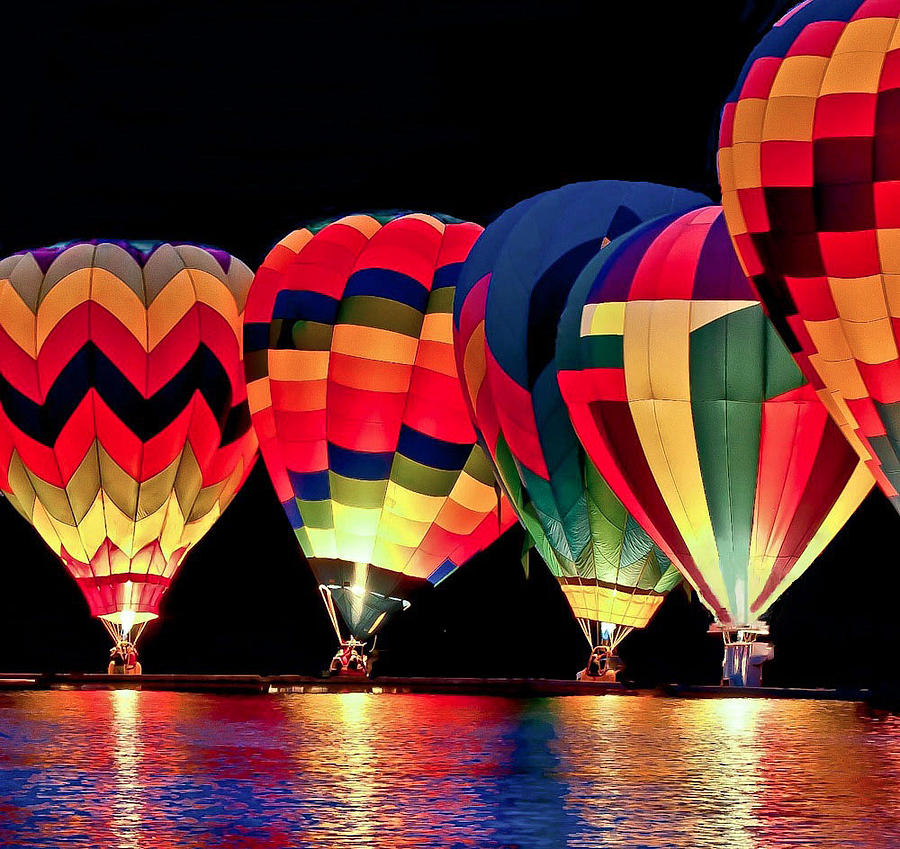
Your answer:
[494,435,524,507]
[390,455,458,496]
[340,296,424,336]
[427,287,455,314]
[463,447,498,486]
[581,333,624,369]
[294,526,313,557]
[296,498,334,529]
[329,473,387,509]
[763,308,806,399]
[291,320,333,351]
[690,308,765,622]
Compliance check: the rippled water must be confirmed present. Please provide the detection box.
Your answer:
[0,692,897,848]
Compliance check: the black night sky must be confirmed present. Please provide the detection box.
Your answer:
[0,0,895,687]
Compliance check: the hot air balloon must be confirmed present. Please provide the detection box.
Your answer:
[452,181,709,663]
[0,240,258,651]
[243,212,515,650]
[718,0,900,510]
[556,206,874,683]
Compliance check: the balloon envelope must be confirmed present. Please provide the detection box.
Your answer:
[453,181,709,641]
[718,0,900,510]
[244,213,515,641]
[556,206,874,626]
[0,240,258,633]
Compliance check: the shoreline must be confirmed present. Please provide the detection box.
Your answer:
[0,673,884,704]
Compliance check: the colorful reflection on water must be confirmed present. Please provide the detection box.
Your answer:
[0,692,897,848]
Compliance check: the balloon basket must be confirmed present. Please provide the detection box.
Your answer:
[710,624,774,687]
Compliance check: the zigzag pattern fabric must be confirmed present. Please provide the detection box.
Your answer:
[452,182,708,631]
[556,207,874,626]
[244,213,515,640]
[0,241,258,626]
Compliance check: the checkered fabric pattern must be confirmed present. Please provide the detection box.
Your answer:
[719,0,900,509]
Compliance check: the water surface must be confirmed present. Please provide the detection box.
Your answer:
[0,692,897,848]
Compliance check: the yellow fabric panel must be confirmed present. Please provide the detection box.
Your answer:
[372,538,417,574]
[181,506,221,555]
[332,324,419,364]
[581,301,626,337]
[268,348,329,383]
[186,481,225,524]
[88,269,147,346]
[629,398,724,601]
[730,98,767,143]
[809,352,867,401]
[98,444,139,519]
[833,16,897,53]
[420,311,453,343]
[804,317,853,361]
[560,585,664,629]
[102,496,140,561]
[768,55,829,97]
[876,230,900,274]
[752,463,874,617]
[332,526,375,565]
[829,275,888,323]
[36,268,92,349]
[332,501,382,538]
[146,269,198,349]
[137,453,182,518]
[688,300,757,332]
[446,469,496,513]
[157,498,188,561]
[131,499,172,556]
[29,498,66,558]
[624,300,729,609]
[761,96,816,141]
[173,446,202,517]
[334,215,385,239]
[65,447,101,524]
[30,472,77,525]
[276,229,314,255]
[384,483,444,521]
[247,378,273,415]
[0,284,38,355]
[840,315,897,365]
[74,494,110,561]
[730,142,762,190]
[626,300,691,401]
[719,184,748,242]
[5,454,37,520]
[820,51,885,95]
[377,512,431,548]
[305,526,337,559]
[881,274,900,317]
[185,269,241,324]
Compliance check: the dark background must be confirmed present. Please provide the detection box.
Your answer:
[0,0,895,687]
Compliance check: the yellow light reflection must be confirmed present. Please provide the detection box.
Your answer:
[110,689,145,849]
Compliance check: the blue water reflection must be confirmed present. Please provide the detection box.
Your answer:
[0,692,897,847]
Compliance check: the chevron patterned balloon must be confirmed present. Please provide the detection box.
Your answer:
[0,240,258,641]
